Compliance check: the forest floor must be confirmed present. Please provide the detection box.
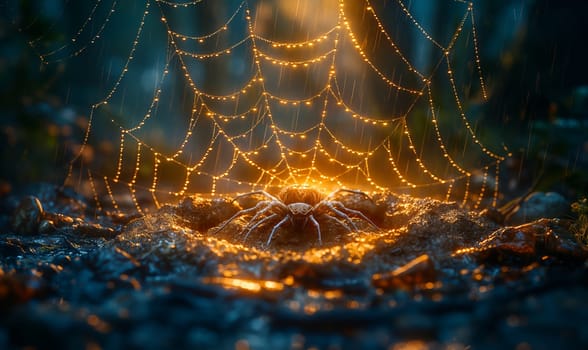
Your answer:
[1,183,587,349]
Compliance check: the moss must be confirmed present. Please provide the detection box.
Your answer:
[571,197,588,245]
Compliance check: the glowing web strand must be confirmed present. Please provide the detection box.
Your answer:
[119,126,221,204]
[155,0,203,7]
[87,169,103,214]
[328,91,395,126]
[439,0,496,154]
[175,37,251,59]
[245,5,298,187]
[98,0,151,104]
[362,0,427,79]
[468,3,489,100]
[165,0,406,191]
[327,10,447,190]
[425,84,470,178]
[254,27,338,48]
[124,128,220,183]
[445,179,455,202]
[129,142,144,214]
[165,0,245,41]
[266,89,327,107]
[473,165,489,210]
[157,0,496,202]
[444,54,504,161]
[67,0,150,185]
[206,0,492,201]
[29,0,103,46]
[113,130,125,183]
[37,0,118,64]
[103,176,119,213]
[340,6,424,95]
[164,36,286,192]
[196,74,262,101]
[400,118,449,184]
[150,153,161,207]
[462,177,471,206]
[61,0,505,211]
[304,78,332,184]
[372,0,502,199]
[167,6,344,191]
[168,95,201,159]
[492,161,500,208]
[382,139,416,188]
[256,48,337,67]
[161,8,263,101]
[125,41,174,133]
[394,0,444,49]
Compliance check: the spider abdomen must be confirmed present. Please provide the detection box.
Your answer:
[278,186,324,206]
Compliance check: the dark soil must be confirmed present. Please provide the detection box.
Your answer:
[1,184,587,349]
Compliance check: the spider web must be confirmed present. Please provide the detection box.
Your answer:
[30,0,505,214]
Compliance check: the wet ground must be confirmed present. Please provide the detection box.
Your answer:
[1,184,587,349]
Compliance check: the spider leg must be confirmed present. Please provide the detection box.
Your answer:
[324,190,378,229]
[211,200,270,234]
[328,216,354,232]
[241,200,288,234]
[242,213,279,242]
[309,214,322,245]
[266,216,289,246]
[319,202,359,231]
[241,204,274,232]
[331,201,379,230]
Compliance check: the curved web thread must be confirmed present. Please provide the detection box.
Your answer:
[28,0,119,64]
[51,0,504,213]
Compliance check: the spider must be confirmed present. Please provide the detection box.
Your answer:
[213,186,379,246]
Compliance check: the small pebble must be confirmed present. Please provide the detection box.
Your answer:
[506,192,569,225]
[11,196,44,235]
[38,219,55,234]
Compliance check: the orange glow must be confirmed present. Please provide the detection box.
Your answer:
[391,340,429,350]
[202,277,284,293]
[324,290,343,299]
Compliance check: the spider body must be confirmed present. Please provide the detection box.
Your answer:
[213,186,378,246]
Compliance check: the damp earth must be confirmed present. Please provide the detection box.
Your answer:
[1,183,587,349]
